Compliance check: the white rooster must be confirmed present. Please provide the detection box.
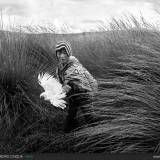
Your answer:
[38,73,67,109]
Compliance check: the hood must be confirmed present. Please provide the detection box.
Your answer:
[68,56,79,64]
[55,41,72,57]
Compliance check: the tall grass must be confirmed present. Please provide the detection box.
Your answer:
[38,17,160,153]
[0,31,66,153]
[1,15,160,153]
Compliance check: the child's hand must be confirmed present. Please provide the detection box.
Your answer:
[63,85,71,93]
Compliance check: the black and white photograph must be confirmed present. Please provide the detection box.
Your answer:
[0,0,159,159]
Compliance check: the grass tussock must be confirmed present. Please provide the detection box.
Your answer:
[0,32,66,153]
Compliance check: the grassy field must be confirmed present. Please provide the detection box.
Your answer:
[1,17,160,153]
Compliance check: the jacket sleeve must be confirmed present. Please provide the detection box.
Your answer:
[64,64,97,92]
[63,64,81,90]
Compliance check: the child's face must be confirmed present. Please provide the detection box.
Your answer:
[57,48,69,64]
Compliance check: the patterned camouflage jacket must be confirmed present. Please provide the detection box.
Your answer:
[56,56,98,94]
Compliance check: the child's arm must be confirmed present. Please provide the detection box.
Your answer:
[62,84,71,93]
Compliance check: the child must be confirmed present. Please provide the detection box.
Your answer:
[55,41,98,133]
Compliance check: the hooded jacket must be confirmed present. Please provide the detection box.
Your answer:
[55,42,98,93]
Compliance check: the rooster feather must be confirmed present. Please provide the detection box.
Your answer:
[38,73,67,109]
